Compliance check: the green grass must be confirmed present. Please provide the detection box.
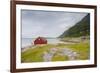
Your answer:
[66,40,90,60]
[21,40,90,63]
[21,44,54,62]
[52,54,69,61]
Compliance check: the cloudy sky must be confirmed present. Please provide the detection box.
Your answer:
[21,10,88,38]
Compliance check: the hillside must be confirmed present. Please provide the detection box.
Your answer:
[59,14,90,38]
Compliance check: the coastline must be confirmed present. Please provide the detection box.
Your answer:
[21,45,35,52]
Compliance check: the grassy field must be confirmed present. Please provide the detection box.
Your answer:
[21,39,90,63]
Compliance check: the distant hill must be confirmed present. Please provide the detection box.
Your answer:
[59,14,90,38]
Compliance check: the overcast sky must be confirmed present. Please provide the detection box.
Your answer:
[21,10,88,38]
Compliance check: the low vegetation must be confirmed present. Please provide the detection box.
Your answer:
[21,39,89,63]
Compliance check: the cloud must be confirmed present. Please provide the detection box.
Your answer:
[21,10,88,38]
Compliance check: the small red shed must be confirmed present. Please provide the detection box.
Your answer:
[33,37,47,45]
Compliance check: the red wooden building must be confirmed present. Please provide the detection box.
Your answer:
[33,37,47,45]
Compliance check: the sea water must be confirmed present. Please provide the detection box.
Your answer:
[22,38,61,48]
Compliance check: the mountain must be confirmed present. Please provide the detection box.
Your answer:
[59,14,90,38]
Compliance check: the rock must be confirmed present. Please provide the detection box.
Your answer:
[49,48,58,54]
[61,48,78,60]
[43,52,53,62]
[43,48,78,62]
